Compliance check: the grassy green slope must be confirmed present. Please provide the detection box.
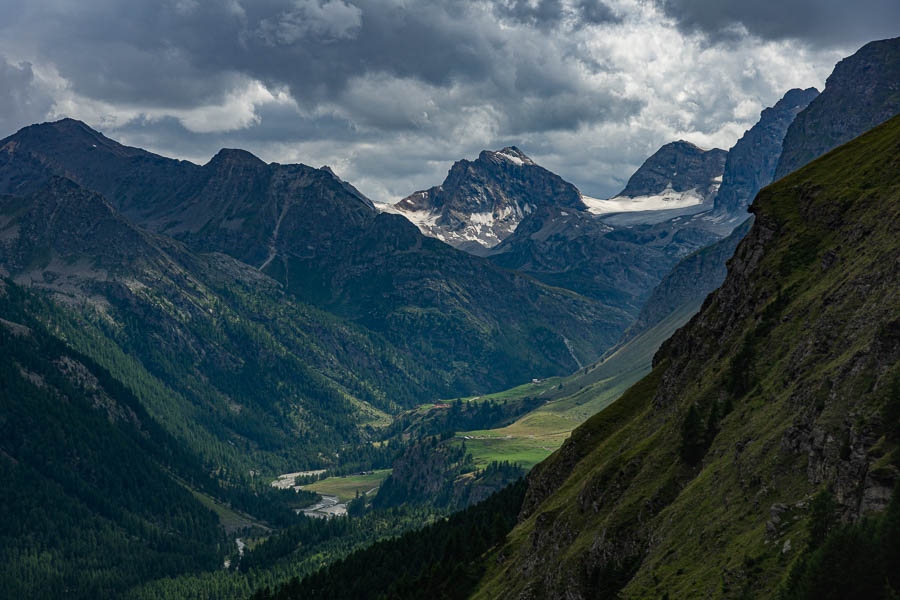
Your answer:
[472,115,900,599]
[301,470,392,502]
[458,298,704,470]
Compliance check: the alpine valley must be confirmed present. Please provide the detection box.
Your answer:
[1,24,898,600]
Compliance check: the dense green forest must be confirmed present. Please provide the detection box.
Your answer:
[124,503,464,600]
[388,397,545,440]
[0,278,528,599]
[781,484,900,599]
[374,436,524,510]
[0,282,224,597]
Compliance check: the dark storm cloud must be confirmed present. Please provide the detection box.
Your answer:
[661,0,900,47]
[491,0,619,29]
[0,0,617,117]
[493,0,566,29]
[577,0,618,25]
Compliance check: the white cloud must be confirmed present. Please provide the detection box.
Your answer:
[44,73,296,135]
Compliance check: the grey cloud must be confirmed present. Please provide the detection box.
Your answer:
[493,0,565,29]
[577,0,617,24]
[256,0,363,45]
[0,0,625,122]
[491,0,619,30]
[661,0,900,47]
[0,59,53,135]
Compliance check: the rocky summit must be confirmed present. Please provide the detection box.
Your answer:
[391,146,585,252]
[586,141,727,225]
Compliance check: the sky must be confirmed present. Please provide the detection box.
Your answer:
[0,0,897,203]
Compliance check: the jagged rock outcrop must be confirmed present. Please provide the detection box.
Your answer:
[391,147,585,251]
[714,87,819,213]
[615,88,817,351]
[775,36,900,179]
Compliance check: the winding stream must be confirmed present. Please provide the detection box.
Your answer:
[296,494,347,519]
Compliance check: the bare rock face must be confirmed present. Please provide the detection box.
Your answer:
[392,147,586,251]
[614,140,727,203]
[775,36,900,179]
[618,89,817,346]
[714,87,819,214]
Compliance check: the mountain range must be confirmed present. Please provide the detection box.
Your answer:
[0,120,634,402]
[2,32,899,600]
[258,87,900,600]
[472,108,900,600]
[248,35,900,600]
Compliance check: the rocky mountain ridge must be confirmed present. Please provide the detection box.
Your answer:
[0,120,631,398]
[714,87,819,214]
[775,36,900,179]
[616,141,726,198]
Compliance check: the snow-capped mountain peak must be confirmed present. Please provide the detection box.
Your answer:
[391,146,584,251]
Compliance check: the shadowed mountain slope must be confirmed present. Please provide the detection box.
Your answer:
[0,121,631,394]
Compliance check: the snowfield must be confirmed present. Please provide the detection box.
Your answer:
[581,185,705,215]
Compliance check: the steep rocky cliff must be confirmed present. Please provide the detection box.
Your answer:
[714,88,819,214]
[472,114,900,600]
[775,37,900,179]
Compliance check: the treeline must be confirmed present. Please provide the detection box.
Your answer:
[249,478,526,600]
[238,503,444,574]
[389,397,544,440]
[126,503,456,600]
[327,437,406,477]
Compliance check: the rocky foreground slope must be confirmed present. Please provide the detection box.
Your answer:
[472,113,900,600]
